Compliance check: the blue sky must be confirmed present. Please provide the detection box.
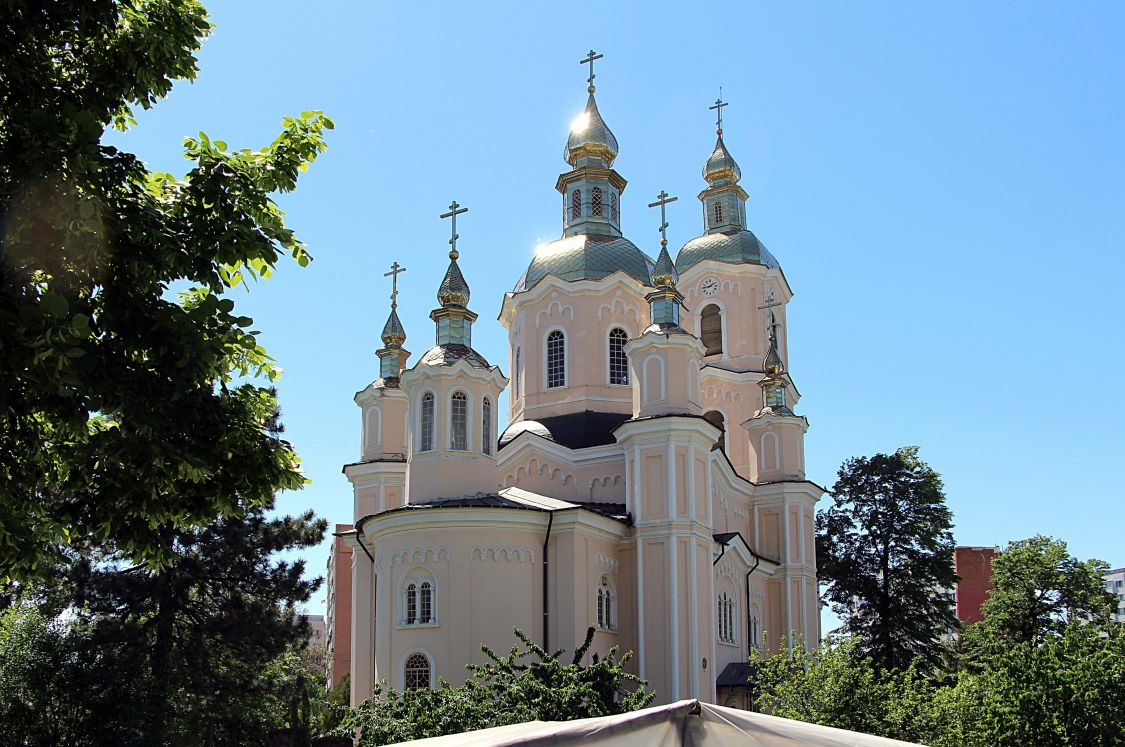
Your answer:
[106,1,1125,618]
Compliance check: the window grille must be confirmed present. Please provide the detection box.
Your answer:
[420,582,432,623]
[714,200,723,223]
[591,186,603,216]
[547,330,565,388]
[597,576,615,630]
[701,304,723,356]
[608,328,628,385]
[404,654,430,690]
[406,583,417,624]
[451,392,467,450]
[571,189,582,220]
[610,192,619,222]
[717,593,735,644]
[420,393,434,451]
[482,397,492,455]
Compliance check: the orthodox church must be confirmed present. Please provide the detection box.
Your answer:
[339,57,822,709]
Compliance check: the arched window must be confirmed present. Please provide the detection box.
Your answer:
[591,186,603,216]
[481,397,492,455]
[419,582,433,623]
[514,348,521,398]
[717,592,735,644]
[701,304,723,356]
[704,410,726,452]
[571,189,582,219]
[597,575,615,630]
[713,200,723,223]
[450,392,467,450]
[406,583,417,624]
[610,192,619,222]
[608,328,628,385]
[420,393,434,452]
[546,330,565,388]
[750,611,762,649]
[404,653,430,690]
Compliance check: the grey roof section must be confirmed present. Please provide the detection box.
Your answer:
[419,343,491,369]
[498,420,556,449]
[368,490,629,524]
[499,410,632,451]
[675,228,781,274]
[716,661,755,688]
[515,234,654,292]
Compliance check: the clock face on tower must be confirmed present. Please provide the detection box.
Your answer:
[700,277,719,296]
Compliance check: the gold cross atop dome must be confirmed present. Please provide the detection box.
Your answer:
[439,200,468,260]
[580,49,603,93]
[648,190,679,248]
[384,261,406,309]
[709,90,728,136]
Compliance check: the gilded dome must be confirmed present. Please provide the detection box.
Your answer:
[565,93,619,167]
[704,136,741,184]
[380,307,406,347]
[514,234,653,292]
[437,252,470,306]
[675,228,780,274]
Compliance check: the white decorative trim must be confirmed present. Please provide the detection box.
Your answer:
[535,299,574,329]
[504,457,577,489]
[702,385,743,403]
[596,292,641,325]
[716,561,737,581]
[390,546,450,566]
[596,553,619,572]
[471,546,535,563]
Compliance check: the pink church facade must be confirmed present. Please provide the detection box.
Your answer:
[338,67,822,709]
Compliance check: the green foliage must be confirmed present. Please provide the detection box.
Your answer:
[816,446,958,672]
[760,535,1125,747]
[965,535,1114,650]
[0,0,333,581]
[337,627,654,745]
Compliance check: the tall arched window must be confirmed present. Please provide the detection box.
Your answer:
[406,583,418,624]
[704,410,726,452]
[481,397,492,455]
[419,582,433,624]
[450,392,467,450]
[717,592,735,644]
[571,189,581,219]
[610,192,619,222]
[591,186,603,216]
[546,330,565,388]
[597,575,615,630]
[404,653,430,690]
[713,200,723,223]
[420,393,434,451]
[608,328,628,385]
[701,304,723,356]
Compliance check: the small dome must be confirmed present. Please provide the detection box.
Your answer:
[514,234,653,292]
[498,420,555,449]
[565,93,618,167]
[380,307,406,347]
[437,253,470,306]
[703,136,741,184]
[675,228,780,274]
[651,244,678,287]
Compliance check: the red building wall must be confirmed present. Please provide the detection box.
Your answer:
[327,524,353,688]
[954,546,998,625]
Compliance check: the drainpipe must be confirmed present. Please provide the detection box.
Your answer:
[353,516,376,564]
[745,553,760,653]
[542,510,555,650]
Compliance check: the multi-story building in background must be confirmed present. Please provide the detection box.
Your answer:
[954,546,999,625]
[1104,568,1125,624]
[305,614,327,649]
[326,524,353,688]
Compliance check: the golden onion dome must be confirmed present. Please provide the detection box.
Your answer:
[380,307,406,347]
[565,93,619,167]
[763,334,784,377]
[437,250,470,306]
[650,243,678,288]
[703,135,742,185]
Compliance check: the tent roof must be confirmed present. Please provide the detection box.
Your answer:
[385,699,923,746]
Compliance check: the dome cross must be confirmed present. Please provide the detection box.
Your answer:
[384,261,406,309]
[757,294,783,341]
[648,190,679,248]
[580,49,604,93]
[439,200,468,259]
[709,91,728,135]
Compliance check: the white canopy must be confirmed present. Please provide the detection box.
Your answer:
[386,699,922,747]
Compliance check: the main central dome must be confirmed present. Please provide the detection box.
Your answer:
[514,234,653,292]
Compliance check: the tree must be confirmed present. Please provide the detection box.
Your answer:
[0,0,332,581]
[816,446,957,672]
[337,627,654,745]
[967,535,1114,648]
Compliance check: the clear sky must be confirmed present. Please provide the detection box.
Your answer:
[106,2,1125,621]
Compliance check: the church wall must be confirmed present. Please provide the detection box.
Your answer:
[694,454,708,523]
[641,537,670,699]
[499,452,627,504]
[759,507,781,561]
[508,283,645,423]
[675,447,689,516]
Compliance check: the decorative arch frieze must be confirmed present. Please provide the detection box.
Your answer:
[703,385,743,403]
[535,299,574,328]
[471,546,535,563]
[390,546,450,566]
[511,457,577,489]
[596,294,640,325]
[716,561,738,581]
[596,553,620,572]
